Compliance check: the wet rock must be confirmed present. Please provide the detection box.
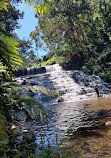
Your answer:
[15,64,111,104]
[79,89,87,95]
[58,97,64,103]
[26,76,32,79]
[105,121,111,126]
[15,67,46,77]
[97,110,104,117]
[33,91,54,104]
[37,67,46,74]
[97,110,111,117]
[28,81,38,86]
[77,125,99,132]
[58,90,66,95]
[84,82,90,86]
[21,79,27,85]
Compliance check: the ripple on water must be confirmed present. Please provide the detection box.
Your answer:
[35,98,111,152]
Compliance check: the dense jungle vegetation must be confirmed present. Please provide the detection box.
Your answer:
[0,0,111,157]
[30,0,111,83]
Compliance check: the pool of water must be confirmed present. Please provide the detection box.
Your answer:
[35,97,111,155]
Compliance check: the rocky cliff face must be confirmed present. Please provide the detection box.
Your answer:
[14,64,111,105]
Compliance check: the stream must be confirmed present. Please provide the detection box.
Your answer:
[14,64,111,156]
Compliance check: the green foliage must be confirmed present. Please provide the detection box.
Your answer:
[1,82,46,117]
[17,38,37,67]
[0,0,8,11]
[97,47,111,64]
[0,0,62,157]
[41,55,66,66]
[0,3,24,37]
[0,0,24,78]
[31,0,111,82]
[0,114,9,141]
[98,71,111,83]
[34,0,52,15]
[0,81,47,157]
[0,114,10,157]
[0,35,23,77]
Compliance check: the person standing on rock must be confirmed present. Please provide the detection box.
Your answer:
[94,85,100,98]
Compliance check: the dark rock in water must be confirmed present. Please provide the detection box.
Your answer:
[28,89,36,97]
[97,110,111,117]
[20,69,25,76]
[29,81,38,86]
[71,72,80,83]
[59,90,66,95]
[21,68,27,76]
[77,123,100,132]
[97,110,104,117]
[105,121,111,126]
[84,82,90,86]
[26,76,33,79]
[30,68,34,75]
[79,89,87,95]
[58,97,64,103]
[21,79,27,85]
[18,69,22,77]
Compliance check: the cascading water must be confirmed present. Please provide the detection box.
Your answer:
[15,64,110,104]
[14,64,111,152]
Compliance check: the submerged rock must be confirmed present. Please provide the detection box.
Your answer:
[105,121,111,126]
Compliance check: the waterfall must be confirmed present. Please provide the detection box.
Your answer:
[14,64,111,105]
[13,64,111,136]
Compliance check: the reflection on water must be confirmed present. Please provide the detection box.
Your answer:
[60,97,111,157]
[83,97,111,111]
[35,122,65,156]
[35,97,111,154]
